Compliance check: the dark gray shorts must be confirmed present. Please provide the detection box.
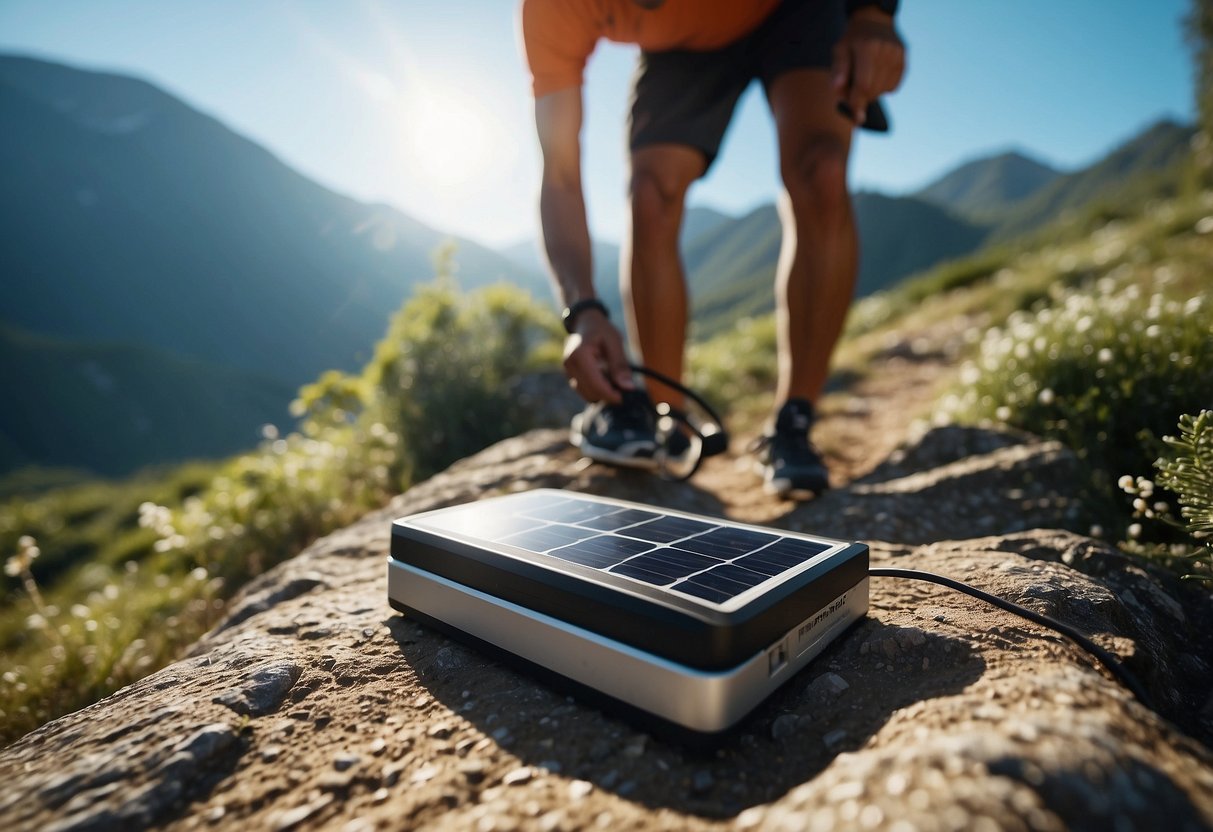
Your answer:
[627,0,847,169]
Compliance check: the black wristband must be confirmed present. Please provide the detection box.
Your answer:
[561,298,609,334]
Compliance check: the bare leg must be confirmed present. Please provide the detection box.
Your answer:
[621,144,705,409]
[765,69,857,409]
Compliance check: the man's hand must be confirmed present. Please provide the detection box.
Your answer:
[562,308,634,404]
[832,7,905,127]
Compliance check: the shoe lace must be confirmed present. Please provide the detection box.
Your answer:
[625,364,729,482]
[746,418,818,464]
[606,390,657,433]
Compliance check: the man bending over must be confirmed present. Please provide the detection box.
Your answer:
[521,0,905,498]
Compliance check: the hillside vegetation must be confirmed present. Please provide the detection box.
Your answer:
[0,54,547,478]
[5,164,1212,745]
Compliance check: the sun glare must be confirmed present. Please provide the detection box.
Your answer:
[404,89,496,188]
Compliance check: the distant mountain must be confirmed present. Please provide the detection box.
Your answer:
[915,150,1060,221]
[0,53,549,477]
[0,324,293,477]
[681,205,734,246]
[499,204,736,322]
[679,118,1194,337]
[0,54,545,392]
[685,195,988,336]
[986,120,1196,241]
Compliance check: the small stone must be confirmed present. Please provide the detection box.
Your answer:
[434,646,468,671]
[568,780,593,801]
[428,723,453,739]
[691,770,715,794]
[823,729,848,748]
[334,753,360,772]
[822,672,849,694]
[369,738,387,756]
[411,764,440,784]
[205,806,226,823]
[261,747,283,763]
[503,766,533,786]
[460,761,487,783]
[382,762,406,787]
[621,735,647,758]
[273,795,333,831]
[213,662,302,717]
[372,788,390,803]
[771,714,800,740]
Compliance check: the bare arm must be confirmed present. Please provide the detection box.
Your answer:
[535,88,633,403]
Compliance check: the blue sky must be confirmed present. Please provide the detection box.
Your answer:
[0,0,1196,247]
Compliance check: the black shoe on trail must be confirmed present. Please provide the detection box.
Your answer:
[570,389,660,469]
[754,398,830,500]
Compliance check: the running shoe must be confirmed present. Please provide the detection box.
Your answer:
[570,389,660,469]
[753,398,830,499]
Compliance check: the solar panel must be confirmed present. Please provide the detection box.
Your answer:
[388,489,868,737]
[411,492,844,611]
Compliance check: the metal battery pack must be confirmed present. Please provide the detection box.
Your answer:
[388,489,868,738]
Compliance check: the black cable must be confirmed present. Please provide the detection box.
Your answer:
[625,363,730,482]
[868,566,1155,710]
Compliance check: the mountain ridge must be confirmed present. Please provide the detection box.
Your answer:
[914,149,1061,220]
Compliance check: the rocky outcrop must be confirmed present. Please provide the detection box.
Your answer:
[2,426,1212,831]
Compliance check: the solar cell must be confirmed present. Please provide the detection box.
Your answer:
[548,535,654,569]
[618,515,718,544]
[522,498,617,524]
[500,523,597,553]
[611,547,721,580]
[576,507,661,531]
[673,527,779,557]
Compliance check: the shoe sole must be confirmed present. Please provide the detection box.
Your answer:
[752,461,828,501]
[571,430,659,471]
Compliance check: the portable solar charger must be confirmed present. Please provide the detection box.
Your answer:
[388,489,868,739]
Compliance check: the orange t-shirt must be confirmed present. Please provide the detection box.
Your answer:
[520,0,782,97]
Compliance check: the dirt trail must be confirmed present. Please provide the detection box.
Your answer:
[696,345,955,526]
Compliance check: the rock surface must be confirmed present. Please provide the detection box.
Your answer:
[3,425,1213,831]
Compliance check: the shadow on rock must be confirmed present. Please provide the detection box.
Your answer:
[387,613,983,818]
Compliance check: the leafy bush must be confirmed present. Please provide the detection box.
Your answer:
[1121,410,1213,579]
[361,279,560,482]
[686,315,778,411]
[941,280,1213,547]
[1,277,559,745]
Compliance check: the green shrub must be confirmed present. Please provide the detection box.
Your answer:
[1,277,560,746]
[363,280,560,482]
[941,282,1213,544]
[686,315,778,410]
[1121,410,1213,579]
